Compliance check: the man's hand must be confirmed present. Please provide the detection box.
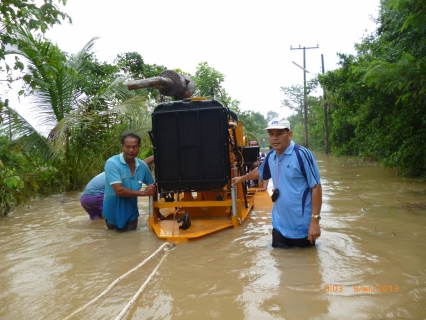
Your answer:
[307,219,321,244]
[308,184,322,244]
[231,176,245,186]
[231,167,260,186]
[144,184,157,196]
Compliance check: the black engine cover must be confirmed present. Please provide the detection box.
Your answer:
[151,99,230,192]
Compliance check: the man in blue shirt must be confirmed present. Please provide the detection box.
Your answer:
[80,172,106,220]
[232,119,322,248]
[102,133,156,231]
[80,152,155,220]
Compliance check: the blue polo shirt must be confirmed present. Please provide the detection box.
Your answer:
[102,153,154,229]
[258,140,321,239]
[81,172,105,196]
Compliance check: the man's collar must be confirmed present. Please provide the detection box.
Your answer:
[119,153,140,166]
[284,140,295,155]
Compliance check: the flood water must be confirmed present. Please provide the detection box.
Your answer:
[1,152,426,320]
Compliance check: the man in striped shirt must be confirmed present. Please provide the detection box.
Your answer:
[232,119,322,248]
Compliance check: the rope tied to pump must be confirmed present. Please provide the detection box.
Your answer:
[64,242,175,320]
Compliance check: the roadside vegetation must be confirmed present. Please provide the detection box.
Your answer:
[1,0,425,215]
[318,0,426,178]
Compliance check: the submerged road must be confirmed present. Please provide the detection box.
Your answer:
[1,152,425,319]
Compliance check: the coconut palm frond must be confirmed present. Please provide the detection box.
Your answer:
[108,96,153,130]
[13,26,99,125]
[112,96,151,116]
[46,116,68,154]
[11,26,74,124]
[6,26,162,190]
[47,105,102,153]
[0,106,53,160]
[68,37,99,71]
[95,78,135,105]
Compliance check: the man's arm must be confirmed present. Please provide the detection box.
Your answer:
[143,155,154,166]
[111,183,156,197]
[105,158,156,197]
[308,183,322,244]
[231,167,260,186]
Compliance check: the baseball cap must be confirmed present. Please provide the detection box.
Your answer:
[264,118,291,130]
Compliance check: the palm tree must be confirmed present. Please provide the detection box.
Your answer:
[2,26,154,190]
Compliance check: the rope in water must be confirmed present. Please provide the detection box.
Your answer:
[64,242,175,320]
[115,250,169,320]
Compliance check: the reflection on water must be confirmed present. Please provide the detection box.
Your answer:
[1,153,426,319]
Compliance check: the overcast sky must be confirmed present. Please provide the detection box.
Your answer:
[7,0,381,126]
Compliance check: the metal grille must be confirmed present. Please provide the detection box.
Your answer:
[152,100,230,191]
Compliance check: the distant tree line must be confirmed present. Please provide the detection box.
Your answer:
[318,0,426,178]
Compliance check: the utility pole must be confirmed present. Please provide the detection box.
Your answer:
[290,44,319,148]
[321,54,329,154]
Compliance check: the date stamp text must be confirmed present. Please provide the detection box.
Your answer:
[324,284,399,293]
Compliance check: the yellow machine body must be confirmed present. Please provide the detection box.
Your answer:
[148,98,272,241]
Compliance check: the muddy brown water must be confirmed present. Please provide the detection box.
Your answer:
[1,152,426,320]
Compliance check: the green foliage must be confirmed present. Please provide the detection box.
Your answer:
[192,61,240,110]
[114,52,167,80]
[193,61,225,98]
[318,0,426,178]
[305,97,326,151]
[0,136,65,215]
[0,0,70,81]
[139,145,153,159]
[280,82,327,151]
[2,28,156,195]
[113,52,167,100]
[237,110,268,142]
[0,164,24,216]
[280,84,304,116]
